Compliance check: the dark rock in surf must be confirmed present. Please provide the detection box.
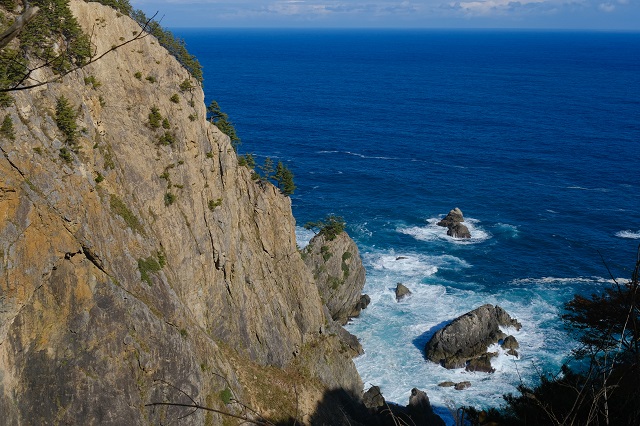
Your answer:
[455,381,472,390]
[502,335,520,350]
[395,283,412,301]
[437,207,471,238]
[425,304,521,370]
[447,222,471,239]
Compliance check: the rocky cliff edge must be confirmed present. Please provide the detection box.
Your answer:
[0,2,361,423]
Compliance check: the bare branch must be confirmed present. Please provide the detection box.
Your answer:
[0,6,39,50]
[0,11,159,93]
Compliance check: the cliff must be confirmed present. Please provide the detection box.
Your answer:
[0,2,362,423]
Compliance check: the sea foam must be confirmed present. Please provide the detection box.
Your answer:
[346,248,590,424]
[398,217,491,245]
[616,230,640,239]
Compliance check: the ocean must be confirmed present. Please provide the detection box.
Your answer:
[174,28,640,420]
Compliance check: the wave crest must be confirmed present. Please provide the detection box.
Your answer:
[616,230,640,239]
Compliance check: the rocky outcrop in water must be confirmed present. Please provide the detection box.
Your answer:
[437,207,471,238]
[0,2,362,423]
[425,304,521,371]
[303,231,367,325]
[395,283,412,301]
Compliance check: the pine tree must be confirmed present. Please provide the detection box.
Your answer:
[275,161,296,196]
[207,101,240,150]
[260,157,275,181]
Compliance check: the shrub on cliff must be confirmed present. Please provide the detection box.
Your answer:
[55,95,78,146]
[1,114,15,140]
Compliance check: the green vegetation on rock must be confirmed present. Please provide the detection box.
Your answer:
[207,100,240,150]
[137,255,162,286]
[130,9,203,83]
[148,106,162,129]
[109,194,144,234]
[0,115,15,140]
[55,95,78,145]
[304,215,346,241]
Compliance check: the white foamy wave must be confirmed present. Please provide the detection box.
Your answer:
[509,276,614,286]
[367,251,470,277]
[317,150,401,160]
[566,185,610,192]
[348,276,574,423]
[295,226,316,248]
[616,230,640,239]
[369,254,437,278]
[398,217,491,245]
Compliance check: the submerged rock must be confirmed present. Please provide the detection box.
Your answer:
[455,381,472,391]
[425,304,521,370]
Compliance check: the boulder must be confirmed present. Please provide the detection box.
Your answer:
[362,386,386,410]
[438,381,456,387]
[425,304,521,370]
[395,283,412,301]
[502,335,520,350]
[447,222,471,239]
[352,294,371,315]
[407,388,447,426]
[466,353,496,373]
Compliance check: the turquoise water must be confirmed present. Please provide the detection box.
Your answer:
[176,28,640,419]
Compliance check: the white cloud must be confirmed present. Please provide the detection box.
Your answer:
[451,0,549,16]
[598,1,615,10]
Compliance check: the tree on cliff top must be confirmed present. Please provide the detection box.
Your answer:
[275,160,296,196]
[305,215,346,241]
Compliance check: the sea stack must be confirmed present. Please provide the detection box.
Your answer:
[424,304,522,371]
[437,207,471,238]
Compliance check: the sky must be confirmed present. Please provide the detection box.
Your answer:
[129,0,640,30]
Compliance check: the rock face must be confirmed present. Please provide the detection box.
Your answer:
[425,304,521,370]
[0,2,362,424]
[437,207,471,238]
[303,231,367,325]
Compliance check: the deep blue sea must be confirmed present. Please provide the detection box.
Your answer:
[175,28,640,420]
